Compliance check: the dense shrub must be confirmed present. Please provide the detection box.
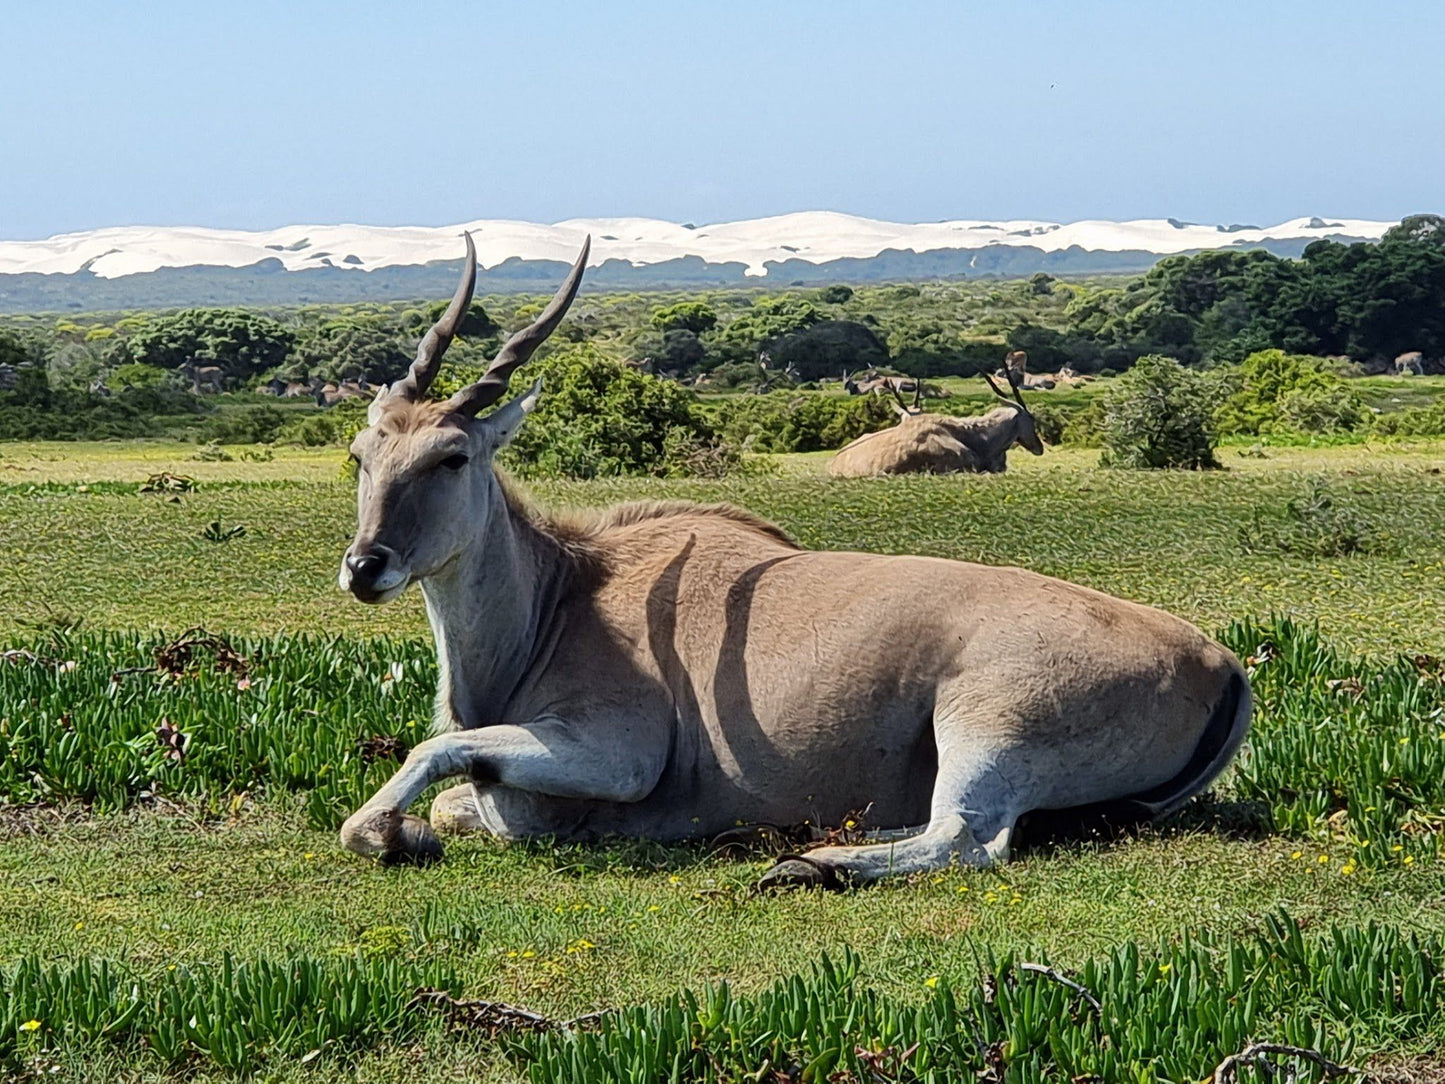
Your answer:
[438,346,736,478]
[110,309,295,384]
[650,301,717,334]
[710,390,893,453]
[1097,355,1223,470]
[290,316,412,384]
[275,399,369,447]
[1215,350,1367,436]
[721,296,823,349]
[1050,226,1445,364]
[1372,400,1445,437]
[0,373,204,440]
[764,320,889,380]
[196,405,288,445]
[109,362,169,389]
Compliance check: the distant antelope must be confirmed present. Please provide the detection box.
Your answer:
[847,368,919,396]
[335,234,1249,888]
[315,379,374,408]
[180,360,224,394]
[1394,351,1425,376]
[996,350,1055,390]
[828,371,1044,477]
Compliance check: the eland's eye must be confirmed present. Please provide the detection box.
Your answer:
[439,454,469,471]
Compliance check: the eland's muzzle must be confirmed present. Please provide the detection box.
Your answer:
[342,546,406,603]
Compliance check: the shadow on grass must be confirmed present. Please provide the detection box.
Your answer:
[484,792,1275,880]
[1012,792,1274,857]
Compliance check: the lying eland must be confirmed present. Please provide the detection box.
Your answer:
[338,235,1251,887]
[828,372,1044,476]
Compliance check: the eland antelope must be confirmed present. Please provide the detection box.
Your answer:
[180,360,224,394]
[336,235,1251,887]
[828,372,1044,477]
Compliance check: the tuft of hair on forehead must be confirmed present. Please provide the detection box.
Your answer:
[369,396,466,437]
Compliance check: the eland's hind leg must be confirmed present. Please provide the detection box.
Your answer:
[429,783,486,835]
[759,749,1020,888]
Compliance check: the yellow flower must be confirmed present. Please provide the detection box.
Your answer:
[19,1020,40,1032]
[923,976,939,989]
[1290,851,1303,860]
[1340,864,1355,876]
[1317,855,1329,864]
[73,921,84,930]
[521,950,536,958]
[1159,963,1172,975]
[668,875,681,886]
[956,885,969,894]
[1404,855,1415,866]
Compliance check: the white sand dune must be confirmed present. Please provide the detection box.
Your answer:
[0,212,1392,280]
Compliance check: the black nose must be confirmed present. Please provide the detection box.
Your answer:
[346,552,387,583]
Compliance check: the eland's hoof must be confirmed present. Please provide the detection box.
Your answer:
[341,808,444,866]
[755,854,844,892]
[380,813,444,867]
[709,823,784,857]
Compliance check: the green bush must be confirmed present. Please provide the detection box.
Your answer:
[765,320,889,381]
[721,296,823,349]
[0,379,203,440]
[109,309,294,384]
[275,399,369,447]
[650,301,717,335]
[195,405,288,445]
[1373,400,1445,437]
[1215,350,1367,436]
[1097,355,1223,470]
[1276,382,1368,433]
[710,390,893,453]
[109,362,168,389]
[444,346,736,478]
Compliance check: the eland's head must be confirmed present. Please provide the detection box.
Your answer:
[979,368,1044,458]
[340,233,590,603]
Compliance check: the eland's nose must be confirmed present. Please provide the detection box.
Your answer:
[346,552,388,583]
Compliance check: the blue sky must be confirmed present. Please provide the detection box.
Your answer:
[2,1,1440,239]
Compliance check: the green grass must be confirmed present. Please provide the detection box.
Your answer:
[2,440,1442,653]
[3,439,1445,1080]
[3,916,1442,1081]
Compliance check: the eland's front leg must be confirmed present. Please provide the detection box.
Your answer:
[339,718,665,864]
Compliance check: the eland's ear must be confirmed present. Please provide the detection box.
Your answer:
[367,394,388,426]
[480,377,544,449]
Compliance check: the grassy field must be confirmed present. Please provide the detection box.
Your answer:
[2,437,1442,653]
[3,439,1445,1081]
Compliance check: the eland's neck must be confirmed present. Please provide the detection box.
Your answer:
[419,473,568,730]
[978,406,1022,463]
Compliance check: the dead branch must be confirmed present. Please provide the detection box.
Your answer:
[1017,963,1103,1014]
[1211,1042,1360,1084]
[407,988,607,1036]
[1,649,68,668]
[109,627,250,684]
